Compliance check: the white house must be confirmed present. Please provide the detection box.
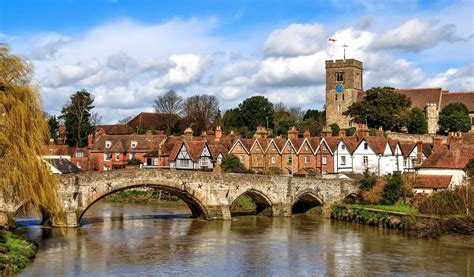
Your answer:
[400,141,430,172]
[352,137,401,176]
[332,137,357,173]
[169,141,213,170]
[415,134,473,193]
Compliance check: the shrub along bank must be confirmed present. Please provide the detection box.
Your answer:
[0,231,37,274]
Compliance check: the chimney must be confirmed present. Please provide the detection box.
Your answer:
[416,140,423,165]
[201,131,208,142]
[254,126,268,139]
[338,128,346,138]
[215,126,223,139]
[375,126,384,137]
[87,134,94,149]
[321,126,332,138]
[433,136,443,152]
[207,127,215,136]
[356,124,369,140]
[303,128,311,138]
[288,126,298,140]
[184,127,193,141]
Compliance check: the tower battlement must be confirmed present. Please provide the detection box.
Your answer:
[325,59,363,69]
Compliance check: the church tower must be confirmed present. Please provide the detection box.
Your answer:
[325,59,363,128]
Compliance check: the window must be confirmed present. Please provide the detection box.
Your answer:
[342,94,345,101]
[412,158,417,167]
[75,152,84,158]
[104,153,112,161]
[288,156,292,164]
[338,105,341,113]
[341,156,346,165]
[200,158,209,167]
[305,144,309,151]
[288,145,293,153]
[129,153,136,160]
[256,156,261,163]
[105,141,112,148]
[336,72,344,82]
[322,156,327,165]
[403,158,407,167]
[104,166,110,171]
[181,160,190,167]
[217,155,223,165]
[335,94,338,101]
[271,156,276,164]
[131,141,137,148]
[364,142,368,150]
[321,144,326,150]
[115,153,120,161]
[305,156,310,164]
[272,145,276,151]
[363,156,368,165]
[341,144,346,150]
[240,155,245,163]
[237,145,242,151]
[153,158,159,166]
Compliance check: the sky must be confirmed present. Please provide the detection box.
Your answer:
[1,0,473,123]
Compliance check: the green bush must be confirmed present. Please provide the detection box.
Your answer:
[345,127,356,136]
[292,173,306,178]
[418,187,473,215]
[359,169,377,190]
[221,154,252,174]
[330,123,340,136]
[382,172,404,205]
[126,158,141,165]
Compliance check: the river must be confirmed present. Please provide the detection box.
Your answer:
[15,202,473,276]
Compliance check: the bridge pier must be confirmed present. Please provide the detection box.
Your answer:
[206,205,231,220]
[272,203,292,217]
[0,211,16,230]
[51,211,79,228]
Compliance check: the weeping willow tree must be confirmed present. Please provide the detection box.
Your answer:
[0,44,63,222]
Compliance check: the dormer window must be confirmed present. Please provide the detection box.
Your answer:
[131,141,137,148]
[341,144,346,150]
[105,141,112,148]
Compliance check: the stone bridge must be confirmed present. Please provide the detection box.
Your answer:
[0,169,359,228]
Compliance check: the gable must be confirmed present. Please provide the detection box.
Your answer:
[201,145,211,157]
[178,144,190,159]
[354,139,376,155]
[383,143,393,156]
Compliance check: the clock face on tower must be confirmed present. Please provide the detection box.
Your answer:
[336,84,344,93]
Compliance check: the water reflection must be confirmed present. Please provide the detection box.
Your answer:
[17,202,473,276]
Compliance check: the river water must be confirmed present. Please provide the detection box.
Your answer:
[16,202,473,276]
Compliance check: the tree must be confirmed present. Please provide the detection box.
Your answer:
[238,96,274,130]
[288,106,304,122]
[405,107,428,134]
[222,108,240,132]
[221,154,251,173]
[330,123,340,136]
[382,172,404,205]
[344,87,411,131]
[298,118,323,136]
[303,109,325,123]
[61,89,95,147]
[153,90,183,134]
[117,115,132,124]
[153,90,184,115]
[213,109,222,128]
[0,45,62,223]
[184,95,219,135]
[438,103,471,132]
[46,115,60,143]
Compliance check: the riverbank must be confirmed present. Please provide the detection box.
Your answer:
[331,204,474,238]
[104,190,186,206]
[0,231,37,274]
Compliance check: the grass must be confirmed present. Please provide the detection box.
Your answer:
[343,203,419,215]
[0,231,37,274]
[231,195,257,210]
[104,190,186,206]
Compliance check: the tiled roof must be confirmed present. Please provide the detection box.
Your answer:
[324,137,340,152]
[45,158,81,174]
[238,139,254,153]
[272,138,287,152]
[208,144,227,159]
[342,137,359,153]
[440,92,474,112]
[306,137,321,152]
[289,138,305,153]
[396,87,443,110]
[256,138,270,152]
[364,137,389,155]
[127,112,177,130]
[41,145,73,156]
[420,143,474,169]
[92,134,166,152]
[168,141,208,162]
[415,175,452,189]
[399,141,416,158]
[96,124,134,135]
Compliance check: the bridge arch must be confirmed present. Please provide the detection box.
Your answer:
[229,189,273,216]
[77,181,209,224]
[291,189,323,214]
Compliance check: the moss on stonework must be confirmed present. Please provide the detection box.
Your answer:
[0,231,37,274]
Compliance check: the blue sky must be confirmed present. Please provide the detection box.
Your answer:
[1,0,473,123]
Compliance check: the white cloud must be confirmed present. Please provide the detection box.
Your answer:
[423,64,474,91]
[263,23,326,57]
[4,15,471,123]
[370,19,460,52]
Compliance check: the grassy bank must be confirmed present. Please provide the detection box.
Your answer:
[0,231,37,274]
[104,190,186,206]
